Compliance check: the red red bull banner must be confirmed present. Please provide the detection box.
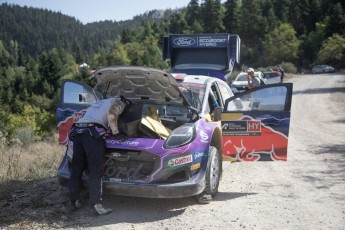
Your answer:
[221,114,289,162]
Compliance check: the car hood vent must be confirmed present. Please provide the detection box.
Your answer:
[94,66,190,107]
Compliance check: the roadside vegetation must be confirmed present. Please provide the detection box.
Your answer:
[0,132,64,199]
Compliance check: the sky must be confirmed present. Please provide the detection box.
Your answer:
[1,0,192,24]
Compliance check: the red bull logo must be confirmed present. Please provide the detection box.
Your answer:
[222,116,288,161]
[58,110,86,145]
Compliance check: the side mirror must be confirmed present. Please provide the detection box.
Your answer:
[213,107,222,122]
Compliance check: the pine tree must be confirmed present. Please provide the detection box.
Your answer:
[201,0,224,33]
[186,0,201,28]
[327,2,345,36]
[223,0,241,33]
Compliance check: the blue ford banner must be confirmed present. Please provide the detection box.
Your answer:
[171,34,229,48]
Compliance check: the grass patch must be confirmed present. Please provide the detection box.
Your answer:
[0,133,65,199]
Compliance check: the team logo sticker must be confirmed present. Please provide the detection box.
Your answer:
[200,131,209,143]
[173,37,196,46]
[190,163,201,170]
[168,155,193,167]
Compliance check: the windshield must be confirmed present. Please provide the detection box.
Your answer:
[179,82,206,111]
[142,103,199,123]
[236,74,248,81]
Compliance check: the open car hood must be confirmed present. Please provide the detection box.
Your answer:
[93,66,191,107]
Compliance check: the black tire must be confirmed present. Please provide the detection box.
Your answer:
[196,146,221,203]
[205,146,221,196]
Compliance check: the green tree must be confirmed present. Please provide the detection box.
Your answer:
[141,36,166,68]
[75,41,84,65]
[260,0,278,33]
[201,0,224,33]
[223,0,241,33]
[274,0,291,23]
[125,42,145,65]
[7,104,54,140]
[0,40,14,67]
[300,22,327,66]
[121,29,133,44]
[238,0,266,42]
[186,0,201,28]
[112,42,131,65]
[317,33,345,65]
[264,23,301,64]
[326,3,345,36]
[169,13,188,34]
[191,20,204,34]
[38,49,64,97]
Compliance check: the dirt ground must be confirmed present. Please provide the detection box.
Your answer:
[1,72,344,229]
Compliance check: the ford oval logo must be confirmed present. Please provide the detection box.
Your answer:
[173,37,196,46]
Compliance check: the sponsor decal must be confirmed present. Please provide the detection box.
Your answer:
[110,152,121,158]
[190,163,201,170]
[106,139,139,146]
[58,109,86,145]
[168,155,193,167]
[104,158,144,179]
[194,151,206,160]
[222,120,261,136]
[173,37,196,47]
[109,178,121,183]
[222,117,288,161]
[198,36,227,47]
[200,131,209,143]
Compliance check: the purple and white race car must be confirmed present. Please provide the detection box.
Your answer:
[57,66,293,203]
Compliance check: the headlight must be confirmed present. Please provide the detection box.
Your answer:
[163,123,196,149]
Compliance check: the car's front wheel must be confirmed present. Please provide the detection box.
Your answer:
[197,146,221,204]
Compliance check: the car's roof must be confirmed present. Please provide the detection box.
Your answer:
[93,66,190,106]
[172,73,225,85]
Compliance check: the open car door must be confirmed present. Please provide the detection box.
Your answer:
[56,79,102,145]
[221,83,293,161]
[263,72,282,84]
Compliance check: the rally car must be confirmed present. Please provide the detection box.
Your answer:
[57,66,293,202]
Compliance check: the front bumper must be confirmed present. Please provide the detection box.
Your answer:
[102,173,205,198]
[57,154,206,198]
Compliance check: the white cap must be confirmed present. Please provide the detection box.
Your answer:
[247,67,254,73]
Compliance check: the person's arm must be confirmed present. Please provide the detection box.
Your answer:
[107,100,126,135]
[247,75,254,89]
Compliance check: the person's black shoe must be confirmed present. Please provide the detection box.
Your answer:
[91,203,112,216]
[69,199,82,212]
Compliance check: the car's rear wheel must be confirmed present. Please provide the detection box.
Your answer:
[197,146,221,204]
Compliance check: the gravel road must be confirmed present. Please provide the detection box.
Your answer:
[1,72,344,229]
